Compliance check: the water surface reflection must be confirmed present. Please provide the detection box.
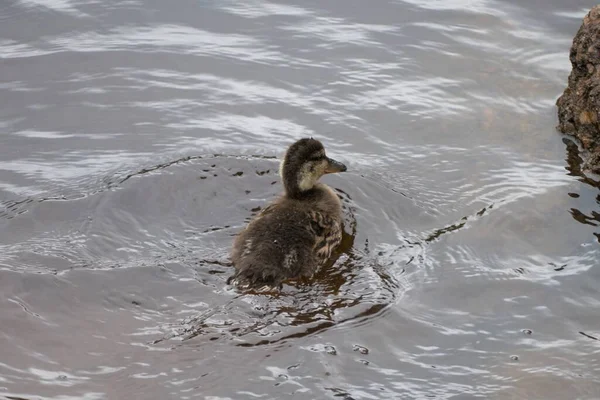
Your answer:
[1,0,600,398]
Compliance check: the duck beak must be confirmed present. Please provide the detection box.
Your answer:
[325,157,347,174]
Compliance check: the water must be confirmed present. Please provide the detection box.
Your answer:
[1,0,599,398]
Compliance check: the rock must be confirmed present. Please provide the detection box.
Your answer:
[556,5,600,172]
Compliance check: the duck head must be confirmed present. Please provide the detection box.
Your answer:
[279,138,347,198]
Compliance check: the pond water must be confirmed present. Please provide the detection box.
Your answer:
[1,0,599,399]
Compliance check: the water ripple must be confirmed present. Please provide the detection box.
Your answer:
[350,77,470,116]
[281,17,398,48]
[19,0,88,17]
[1,25,288,64]
[220,0,313,19]
[0,0,597,398]
[399,0,508,15]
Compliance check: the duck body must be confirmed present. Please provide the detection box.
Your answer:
[230,138,346,288]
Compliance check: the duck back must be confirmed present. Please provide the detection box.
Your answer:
[230,184,342,287]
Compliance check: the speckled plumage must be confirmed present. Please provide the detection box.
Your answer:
[230,138,346,288]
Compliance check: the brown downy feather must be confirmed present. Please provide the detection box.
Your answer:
[230,138,346,288]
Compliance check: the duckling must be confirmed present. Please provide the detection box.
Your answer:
[230,138,347,288]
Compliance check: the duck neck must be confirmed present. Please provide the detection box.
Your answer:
[280,158,319,198]
[283,174,306,199]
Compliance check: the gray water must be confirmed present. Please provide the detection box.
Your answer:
[1,0,600,399]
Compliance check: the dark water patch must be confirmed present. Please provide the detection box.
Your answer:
[579,331,598,341]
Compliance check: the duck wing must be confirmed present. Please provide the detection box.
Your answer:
[308,210,342,265]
